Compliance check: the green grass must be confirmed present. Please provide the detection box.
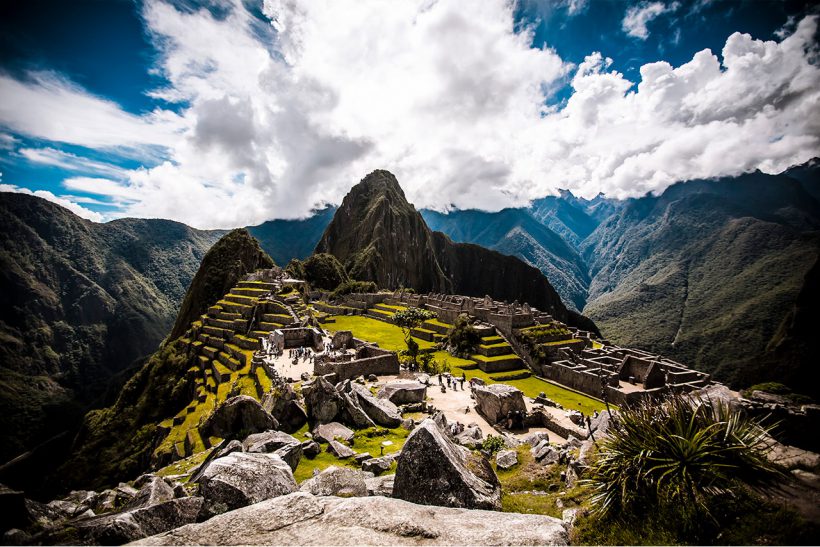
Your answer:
[431,350,474,368]
[376,303,407,311]
[326,315,435,351]
[155,448,214,480]
[425,318,454,329]
[471,353,520,362]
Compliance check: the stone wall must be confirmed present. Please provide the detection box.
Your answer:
[313,347,399,380]
[280,327,323,350]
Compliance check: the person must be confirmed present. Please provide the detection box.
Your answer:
[461,372,466,383]
[438,373,442,385]
[459,377,464,390]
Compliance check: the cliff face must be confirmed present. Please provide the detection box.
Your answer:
[315,170,595,331]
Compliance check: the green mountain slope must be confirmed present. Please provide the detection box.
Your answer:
[0,192,223,472]
[581,170,820,395]
[247,206,336,266]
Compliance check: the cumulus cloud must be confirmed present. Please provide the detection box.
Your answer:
[622,1,679,39]
[0,184,104,222]
[0,0,818,227]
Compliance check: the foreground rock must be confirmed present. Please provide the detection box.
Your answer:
[299,467,368,497]
[242,430,303,470]
[313,422,355,444]
[132,492,568,545]
[198,453,297,519]
[377,380,427,405]
[201,396,278,439]
[393,418,501,510]
[262,385,308,433]
[473,384,526,425]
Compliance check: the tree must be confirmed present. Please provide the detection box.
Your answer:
[392,308,436,366]
[445,314,481,357]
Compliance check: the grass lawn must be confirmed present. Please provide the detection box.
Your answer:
[326,315,435,351]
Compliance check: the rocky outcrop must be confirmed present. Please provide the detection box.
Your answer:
[201,396,278,440]
[242,431,302,471]
[327,440,356,459]
[298,467,368,497]
[347,384,402,428]
[262,385,308,434]
[126,476,174,510]
[362,457,392,475]
[393,419,501,510]
[473,384,526,425]
[132,492,568,545]
[365,475,394,497]
[377,380,427,405]
[303,377,345,424]
[198,453,297,519]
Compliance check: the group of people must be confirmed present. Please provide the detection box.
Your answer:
[289,346,313,365]
[438,372,467,392]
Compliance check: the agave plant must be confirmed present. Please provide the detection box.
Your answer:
[586,394,782,520]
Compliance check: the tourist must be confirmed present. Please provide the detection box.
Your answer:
[459,377,465,390]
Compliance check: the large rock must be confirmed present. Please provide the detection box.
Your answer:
[242,430,303,471]
[531,440,560,464]
[303,377,344,424]
[339,391,378,428]
[496,450,519,470]
[361,457,392,475]
[263,384,308,433]
[455,423,485,449]
[347,383,402,428]
[377,380,427,405]
[313,422,355,444]
[365,475,395,497]
[198,452,297,519]
[473,384,526,426]
[299,466,368,497]
[331,330,354,349]
[393,419,501,510]
[201,396,278,440]
[70,497,203,545]
[126,476,175,510]
[132,492,568,545]
[327,440,356,459]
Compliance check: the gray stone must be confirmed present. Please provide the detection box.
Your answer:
[340,391,378,428]
[531,440,560,464]
[74,497,203,545]
[588,411,616,438]
[216,439,244,458]
[299,466,368,497]
[198,452,297,519]
[353,453,371,465]
[394,419,501,510]
[327,439,356,459]
[365,475,395,497]
[368,374,378,382]
[361,457,392,475]
[303,376,344,424]
[201,395,278,440]
[242,430,303,471]
[349,383,402,428]
[132,492,568,546]
[263,385,308,434]
[313,422,355,444]
[564,466,578,487]
[301,440,320,459]
[400,418,416,431]
[331,330,353,349]
[126,476,175,510]
[495,450,518,470]
[378,380,427,405]
[473,384,526,425]
[455,423,485,449]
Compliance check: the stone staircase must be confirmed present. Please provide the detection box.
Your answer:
[471,333,528,377]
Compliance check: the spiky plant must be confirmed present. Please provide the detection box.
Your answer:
[586,394,782,522]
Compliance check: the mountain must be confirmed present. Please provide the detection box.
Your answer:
[169,229,275,340]
[0,192,223,491]
[247,206,336,266]
[315,170,597,332]
[61,229,275,491]
[422,208,590,310]
[581,168,820,396]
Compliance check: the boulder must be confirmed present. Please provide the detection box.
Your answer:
[299,466,368,497]
[313,422,355,444]
[353,453,371,465]
[339,391,378,428]
[361,457,392,475]
[588,411,616,438]
[531,440,560,464]
[347,383,402,428]
[327,440,356,459]
[125,476,175,510]
[131,492,568,546]
[455,423,485,449]
[495,450,518,470]
[394,419,501,510]
[201,395,278,440]
[303,376,345,424]
[377,380,427,405]
[400,418,416,431]
[331,330,354,349]
[473,384,526,426]
[216,439,244,458]
[198,452,297,519]
[72,497,203,545]
[242,430,303,471]
[301,440,321,459]
[262,384,308,433]
[365,475,395,497]
[524,431,550,446]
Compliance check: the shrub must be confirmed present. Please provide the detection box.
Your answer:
[329,279,378,298]
[302,253,348,290]
[482,434,506,454]
[585,394,782,534]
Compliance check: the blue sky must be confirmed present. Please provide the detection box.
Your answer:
[0,0,818,227]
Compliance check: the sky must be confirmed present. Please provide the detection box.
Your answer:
[0,0,818,228]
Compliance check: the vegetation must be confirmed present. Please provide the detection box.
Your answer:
[584,394,782,541]
[325,315,434,352]
[444,314,481,357]
[742,382,813,404]
[329,279,378,298]
[302,253,349,290]
[481,434,506,454]
[393,308,437,366]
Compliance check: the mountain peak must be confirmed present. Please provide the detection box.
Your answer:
[351,169,407,201]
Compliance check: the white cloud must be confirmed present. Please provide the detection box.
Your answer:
[0,1,818,227]
[0,184,104,222]
[622,1,678,40]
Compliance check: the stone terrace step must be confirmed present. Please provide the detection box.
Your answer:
[232,287,270,297]
[211,360,232,382]
[262,313,291,323]
[471,353,523,373]
[489,370,532,381]
[217,300,252,315]
[410,327,438,342]
[217,351,242,371]
[237,280,277,291]
[422,319,453,335]
[224,293,257,305]
[477,342,513,357]
[481,335,504,344]
[202,325,231,339]
[204,316,236,330]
